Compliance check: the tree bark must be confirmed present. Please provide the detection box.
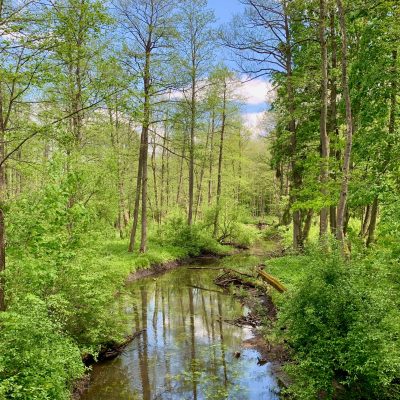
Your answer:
[128,130,144,252]
[282,2,302,250]
[151,135,160,224]
[360,204,371,238]
[366,197,378,247]
[208,110,215,205]
[213,81,227,238]
[328,12,339,236]
[140,46,151,253]
[319,0,330,237]
[336,0,353,252]
[302,209,314,242]
[188,79,196,226]
[0,66,7,311]
[195,119,211,220]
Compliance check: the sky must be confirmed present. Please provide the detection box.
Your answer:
[208,0,245,23]
[207,0,273,134]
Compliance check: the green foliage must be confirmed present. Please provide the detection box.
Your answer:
[273,248,400,399]
[0,296,83,400]
[157,214,226,256]
[203,200,259,247]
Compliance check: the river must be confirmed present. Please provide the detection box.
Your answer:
[80,254,280,400]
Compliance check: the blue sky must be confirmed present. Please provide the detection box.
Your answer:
[208,0,244,23]
[207,0,272,133]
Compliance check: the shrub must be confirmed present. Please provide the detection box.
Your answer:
[0,296,84,400]
[157,215,223,256]
[277,249,400,399]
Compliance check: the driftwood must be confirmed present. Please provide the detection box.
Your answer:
[187,284,225,294]
[223,312,261,328]
[214,271,257,290]
[222,268,254,279]
[257,266,287,293]
[83,329,145,366]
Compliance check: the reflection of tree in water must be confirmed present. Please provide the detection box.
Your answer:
[82,266,279,400]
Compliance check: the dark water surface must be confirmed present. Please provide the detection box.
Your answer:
[81,257,280,400]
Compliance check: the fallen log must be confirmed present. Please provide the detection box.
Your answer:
[83,329,145,366]
[256,267,287,293]
[214,271,257,290]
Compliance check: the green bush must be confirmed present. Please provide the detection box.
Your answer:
[157,215,223,256]
[277,248,400,399]
[202,200,259,247]
[0,296,84,400]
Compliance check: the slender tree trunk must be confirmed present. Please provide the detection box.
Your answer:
[237,132,242,203]
[160,120,168,223]
[0,79,7,310]
[188,71,196,226]
[176,133,186,205]
[151,135,159,224]
[336,0,353,251]
[208,110,215,205]
[360,204,371,238]
[366,197,378,247]
[302,209,314,242]
[213,81,227,238]
[195,120,211,220]
[388,50,397,145]
[140,48,151,253]
[328,12,339,235]
[319,0,330,237]
[0,130,5,310]
[283,3,302,250]
[128,130,144,252]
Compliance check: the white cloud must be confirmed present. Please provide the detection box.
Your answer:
[235,77,276,105]
[242,111,275,136]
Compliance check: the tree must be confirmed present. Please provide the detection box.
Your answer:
[318,0,330,238]
[0,0,50,310]
[223,0,304,249]
[116,0,175,252]
[335,0,353,250]
[174,0,215,226]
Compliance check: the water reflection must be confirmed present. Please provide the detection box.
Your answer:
[81,264,280,400]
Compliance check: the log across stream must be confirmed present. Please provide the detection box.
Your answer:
[79,255,281,400]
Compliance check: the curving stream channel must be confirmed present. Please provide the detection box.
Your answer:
[80,255,280,400]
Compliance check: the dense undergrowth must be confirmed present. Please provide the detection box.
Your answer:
[0,183,260,399]
[267,239,400,400]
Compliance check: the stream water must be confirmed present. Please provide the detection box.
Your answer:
[80,256,280,400]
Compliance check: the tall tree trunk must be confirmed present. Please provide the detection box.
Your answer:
[213,81,227,238]
[329,12,339,235]
[282,2,302,250]
[0,77,7,310]
[319,0,330,237]
[208,110,215,205]
[151,135,159,224]
[128,130,144,252]
[176,133,187,205]
[302,209,314,242]
[160,120,168,223]
[195,119,211,220]
[360,204,371,238]
[140,47,151,253]
[366,197,378,247]
[0,128,5,311]
[188,72,196,226]
[336,0,353,251]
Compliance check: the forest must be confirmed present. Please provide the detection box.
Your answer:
[0,0,399,399]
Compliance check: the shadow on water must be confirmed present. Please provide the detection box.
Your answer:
[80,258,280,400]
